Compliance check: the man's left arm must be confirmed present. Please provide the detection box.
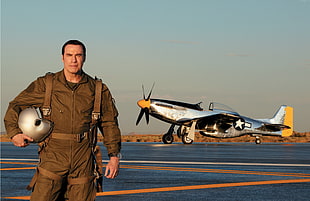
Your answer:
[105,156,120,179]
[99,84,122,179]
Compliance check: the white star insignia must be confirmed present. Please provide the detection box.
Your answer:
[235,119,245,130]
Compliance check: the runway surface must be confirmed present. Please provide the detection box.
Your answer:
[1,142,310,201]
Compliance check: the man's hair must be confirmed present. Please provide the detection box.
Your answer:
[62,40,86,60]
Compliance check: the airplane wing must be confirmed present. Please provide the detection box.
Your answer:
[198,113,241,129]
[177,112,241,132]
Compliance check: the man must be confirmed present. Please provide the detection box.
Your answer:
[4,40,121,201]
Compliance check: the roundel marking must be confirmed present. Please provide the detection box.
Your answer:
[233,118,246,131]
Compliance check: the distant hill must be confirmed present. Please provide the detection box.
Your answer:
[1,132,309,143]
[120,132,310,143]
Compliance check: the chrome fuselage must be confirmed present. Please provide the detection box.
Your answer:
[138,98,287,138]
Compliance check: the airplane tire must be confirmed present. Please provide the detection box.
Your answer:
[162,134,174,144]
[182,135,193,144]
[255,138,262,144]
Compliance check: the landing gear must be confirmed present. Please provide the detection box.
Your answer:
[162,124,195,144]
[162,124,175,144]
[178,126,194,144]
[182,135,193,144]
[255,136,262,144]
[162,133,174,144]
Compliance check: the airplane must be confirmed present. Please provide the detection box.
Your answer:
[135,86,294,144]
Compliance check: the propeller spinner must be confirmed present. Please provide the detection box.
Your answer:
[136,83,154,125]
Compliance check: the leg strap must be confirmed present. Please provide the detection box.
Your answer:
[67,176,96,185]
[26,167,63,191]
[27,166,95,191]
[38,167,63,181]
[38,166,94,185]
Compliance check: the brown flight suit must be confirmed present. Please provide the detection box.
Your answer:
[4,70,121,201]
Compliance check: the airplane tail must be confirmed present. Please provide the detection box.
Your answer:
[270,105,294,137]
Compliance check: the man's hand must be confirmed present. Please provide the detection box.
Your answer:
[104,156,120,179]
[11,134,33,147]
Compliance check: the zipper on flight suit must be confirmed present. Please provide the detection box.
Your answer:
[71,90,75,134]
[65,81,78,134]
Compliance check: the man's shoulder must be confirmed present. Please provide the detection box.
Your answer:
[83,72,106,86]
[37,71,61,79]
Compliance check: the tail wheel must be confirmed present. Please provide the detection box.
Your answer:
[162,133,174,144]
[255,138,262,144]
[254,135,262,144]
[182,134,193,144]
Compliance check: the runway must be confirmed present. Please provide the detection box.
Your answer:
[1,142,310,201]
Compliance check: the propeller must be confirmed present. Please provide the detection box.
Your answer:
[136,83,154,125]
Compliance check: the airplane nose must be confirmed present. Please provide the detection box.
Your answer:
[137,99,150,109]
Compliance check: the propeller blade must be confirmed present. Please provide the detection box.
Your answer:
[145,108,150,124]
[136,109,145,125]
[136,83,154,126]
[142,85,146,100]
[146,82,155,100]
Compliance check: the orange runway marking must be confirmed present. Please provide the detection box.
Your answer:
[2,196,30,200]
[3,162,310,177]
[97,179,310,196]
[4,179,310,200]
[120,165,310,178]
[0,161,37,165]
[2,161,310,200]
[1,167,36,171]
[0,161,36,171]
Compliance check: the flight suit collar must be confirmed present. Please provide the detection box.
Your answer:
[57,70,89,85]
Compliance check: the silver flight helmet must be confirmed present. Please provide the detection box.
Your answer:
[18,107,54,143]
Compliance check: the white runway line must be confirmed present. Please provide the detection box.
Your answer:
[1,158,310,167]
[119,160,310,167]
[0,158,38,161]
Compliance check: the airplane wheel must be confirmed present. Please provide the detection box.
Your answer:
[255,138,262,144]
[162,133,174,144]
[182,135,193,144]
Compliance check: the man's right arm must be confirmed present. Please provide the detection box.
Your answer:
[4,77,45,145]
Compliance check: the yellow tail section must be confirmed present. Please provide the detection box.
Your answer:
[282,106,294,137]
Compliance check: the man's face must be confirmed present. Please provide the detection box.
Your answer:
[62,44,85,75]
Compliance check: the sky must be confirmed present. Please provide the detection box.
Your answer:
[1,0,310,135]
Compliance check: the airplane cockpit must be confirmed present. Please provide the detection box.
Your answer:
[208,102,240,115]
